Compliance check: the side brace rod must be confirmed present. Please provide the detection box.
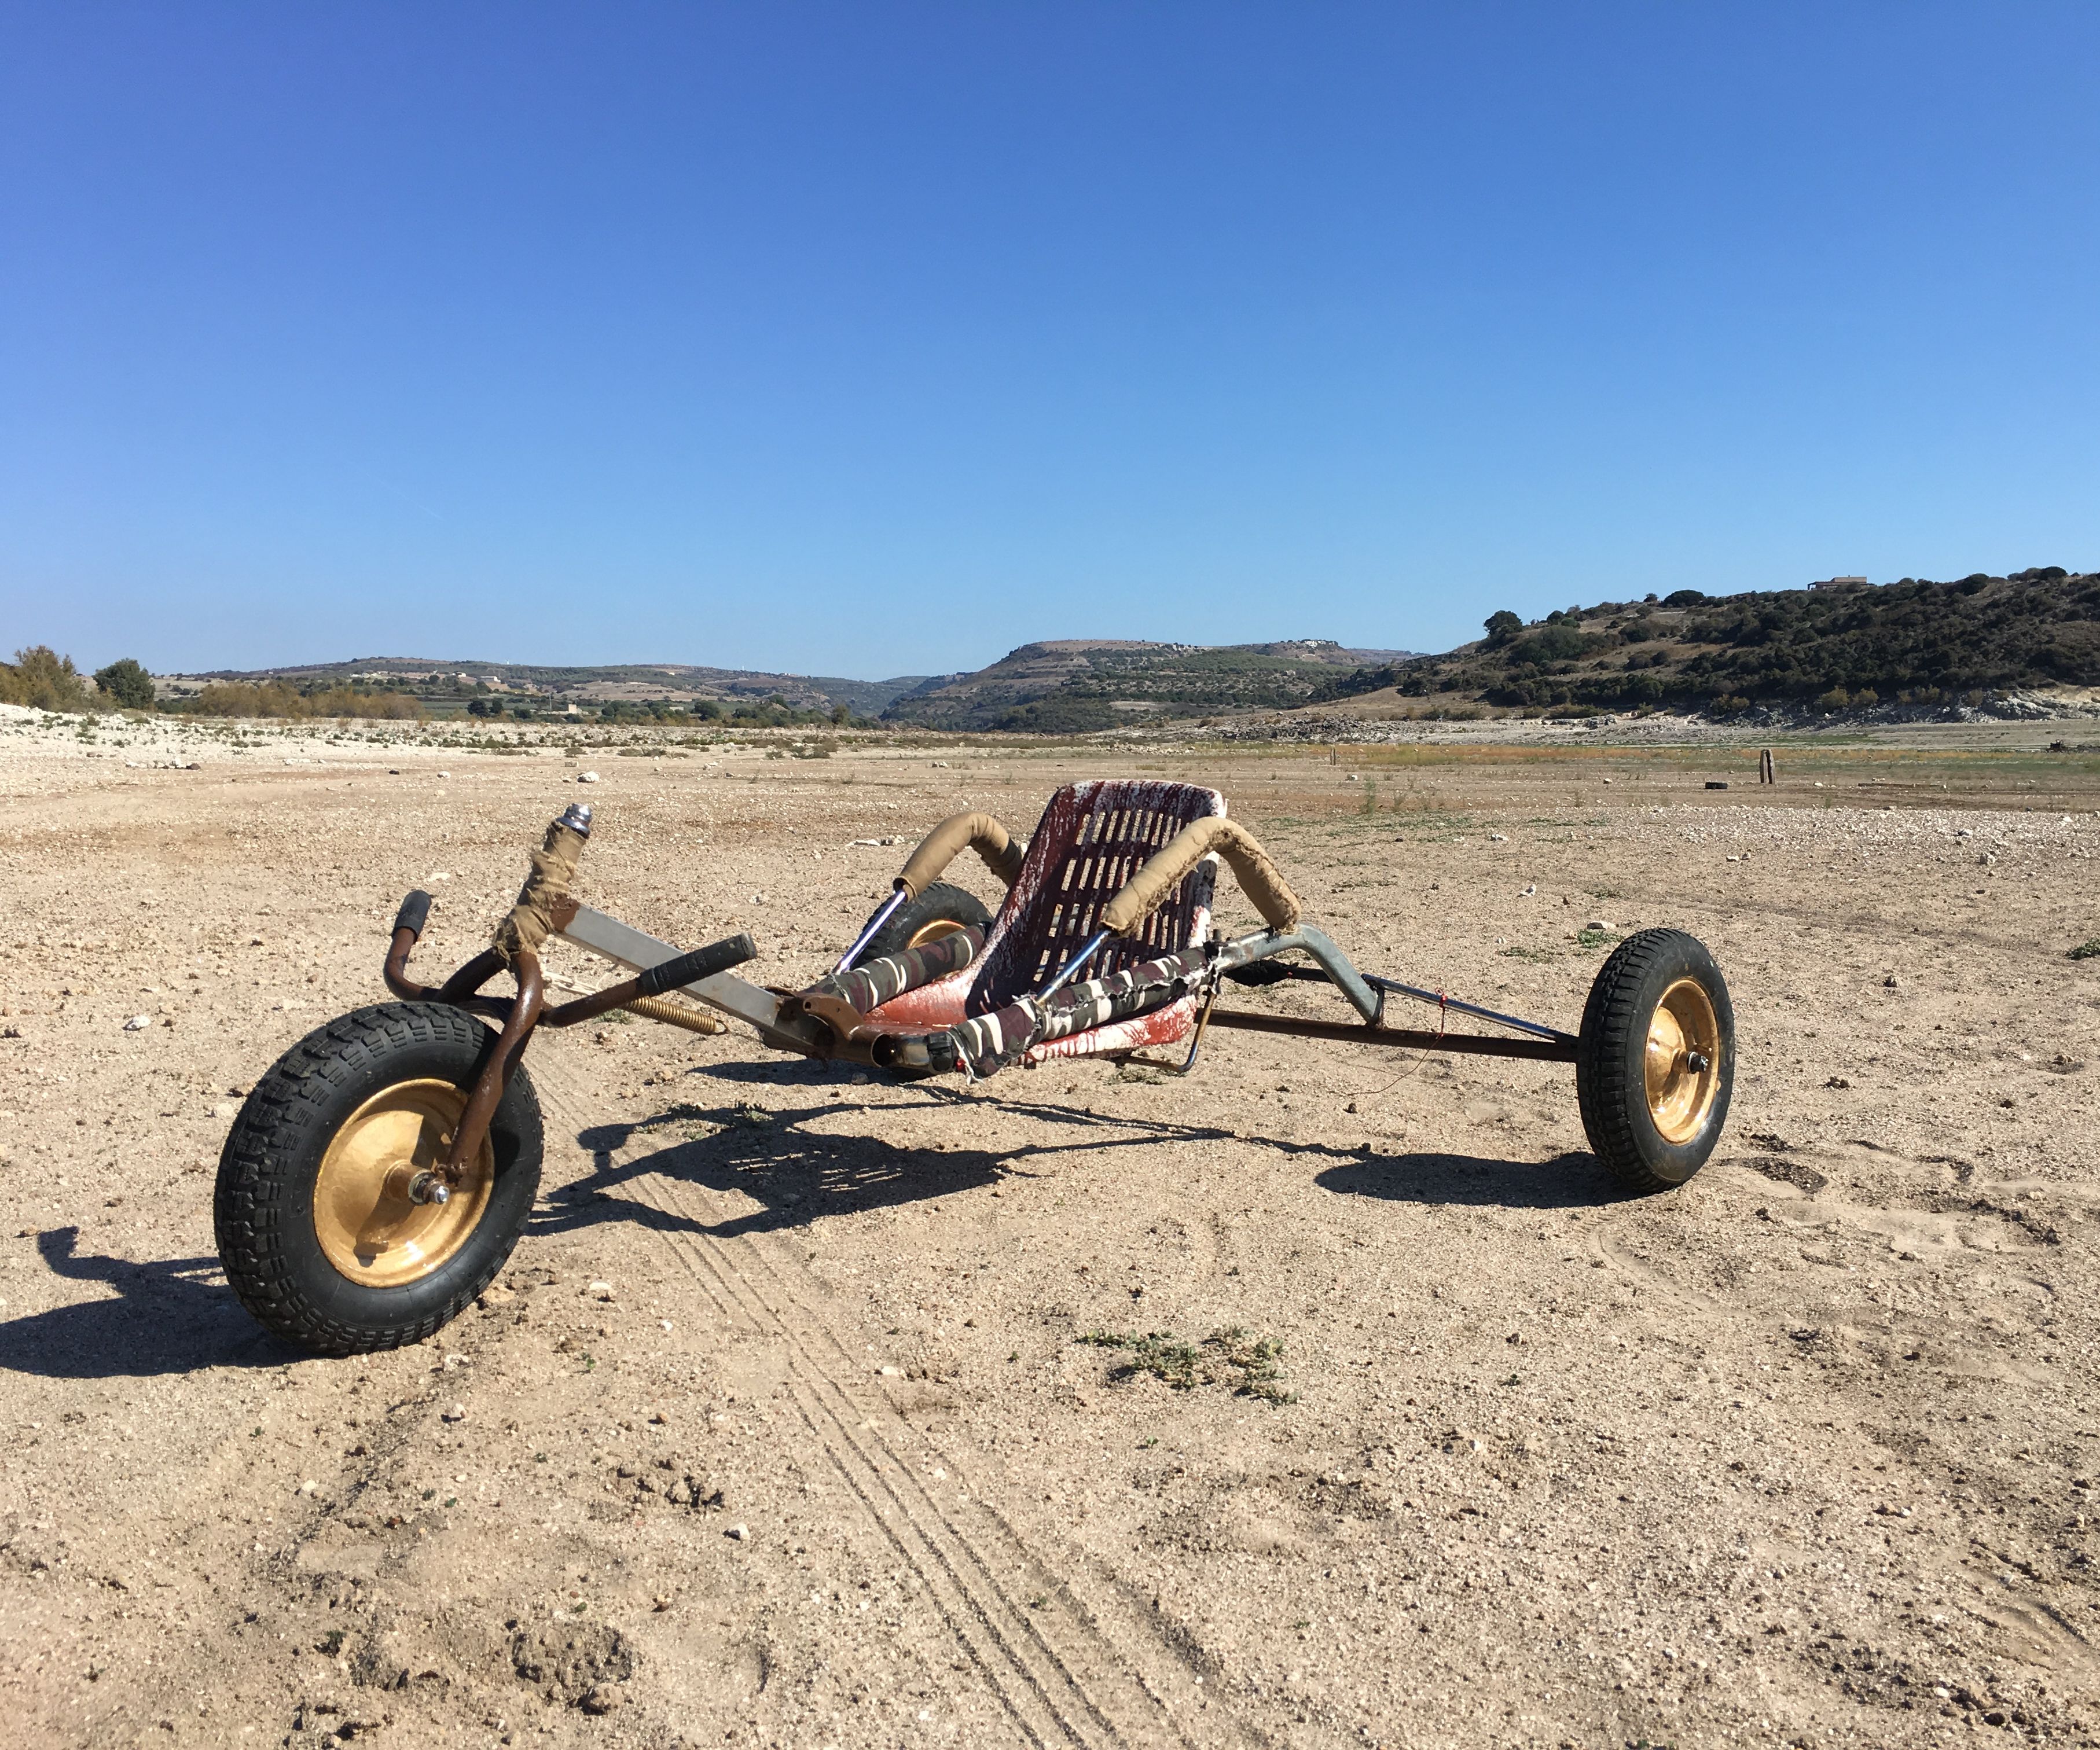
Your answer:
[1205,1009,1578,1062]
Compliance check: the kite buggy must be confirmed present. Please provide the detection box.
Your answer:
[215,780,1734,1355]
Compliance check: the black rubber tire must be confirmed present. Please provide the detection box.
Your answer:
[214,1002,543,1356]
[1575,929,1735,1194]
[847,881,994,968]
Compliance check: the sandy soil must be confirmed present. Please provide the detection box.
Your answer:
[5,716,2100,1750]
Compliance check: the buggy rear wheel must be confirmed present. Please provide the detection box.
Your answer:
[849,881,993,968]
[1576,929,1734,1193]
[214,1003,542,1356]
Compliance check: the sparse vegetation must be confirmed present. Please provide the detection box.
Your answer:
[173,680,426,719]
[1078,1326,1295,1403]
[1315,567,2100,715]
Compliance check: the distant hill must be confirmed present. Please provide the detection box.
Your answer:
[1310,568,2100,715]
[188,657,928,719]
[882,638,1417,732]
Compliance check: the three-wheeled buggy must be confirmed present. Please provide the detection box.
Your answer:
[215,780,1734,1356]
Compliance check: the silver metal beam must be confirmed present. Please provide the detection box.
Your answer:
[555,904,820,1050]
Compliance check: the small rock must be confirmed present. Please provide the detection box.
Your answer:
[587,1281,615,1302]
[726,1523,750,1542]
[1826,1076,1851,1090]
[1488,833,1508,842]
[442,1402,467,1422]
[123,1014,150,1031]
[478,1284,515,1307]
[211,1101,237,1119]
[436,770,451,780]
[1519,884,1537,898]
[1883,975,1899,988]
[298,1479,318,1495]
[648,1410,669,1425]
[1587,920,1610,932]
[579,1684,622,1715]
[578,771,600,784]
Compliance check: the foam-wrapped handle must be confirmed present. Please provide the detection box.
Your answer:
[1099,817,1301,936]
[394,890,434,940]
[636,932,758,996]
[895,812,1026,898]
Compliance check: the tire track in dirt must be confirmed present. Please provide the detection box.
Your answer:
[531,1067,1240,1750]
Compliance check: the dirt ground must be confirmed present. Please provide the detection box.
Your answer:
[5,717,2100,1750]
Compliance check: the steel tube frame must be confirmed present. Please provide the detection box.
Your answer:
[1203,1008,1577,1061]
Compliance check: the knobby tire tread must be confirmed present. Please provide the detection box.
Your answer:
[1577,928,1708,1195]
[214,1002,540,1357]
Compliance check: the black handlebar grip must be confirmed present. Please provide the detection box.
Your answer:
[636,932,759,997]
[394,890,435,940]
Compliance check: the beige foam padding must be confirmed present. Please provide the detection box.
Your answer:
[493,819,586,966]
[1100,816,1301,936]
[896,811,1027,898]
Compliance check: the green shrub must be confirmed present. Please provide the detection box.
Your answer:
[93,657,156,709]
[0,646,91,711]
[1483,610,1523,648]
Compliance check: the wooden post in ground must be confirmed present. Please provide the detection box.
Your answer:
[1759,748,1775,785]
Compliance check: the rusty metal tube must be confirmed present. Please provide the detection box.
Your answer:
[440,950,545,1180]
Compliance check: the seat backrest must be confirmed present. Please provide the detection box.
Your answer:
[965,780,1225,1016]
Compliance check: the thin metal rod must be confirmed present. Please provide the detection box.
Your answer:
[1039,929,1110,999]
[1206,1008,1577,1062]
[1361,973,1576,1045]
[1179,981,1221,1073]
[835,887,908,974]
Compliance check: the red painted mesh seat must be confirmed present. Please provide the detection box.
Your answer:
[864,780,1225,1054]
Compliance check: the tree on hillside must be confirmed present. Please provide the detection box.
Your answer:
[94,657,156,708]
[1483,610,1523,648]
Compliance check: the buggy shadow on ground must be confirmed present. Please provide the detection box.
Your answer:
[1315,1146,1631,1210]
[534,1090,1251,1241]
[0,1226,289,1378]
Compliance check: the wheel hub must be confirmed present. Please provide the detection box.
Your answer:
[1644,978,1721,1144]
[313,1079,493,1287]
[904,918,968,951]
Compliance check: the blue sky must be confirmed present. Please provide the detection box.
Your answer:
[2,3,2095,679]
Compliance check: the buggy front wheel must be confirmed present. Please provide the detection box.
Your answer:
[1575,929,1734,1194]
[214,1003,543,1356]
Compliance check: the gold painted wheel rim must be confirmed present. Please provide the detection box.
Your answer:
[312,1079,493,1288]
[905,918,968,951]
[1644,977,1721,1144]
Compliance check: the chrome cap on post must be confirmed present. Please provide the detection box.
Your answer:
[557,802,594,837]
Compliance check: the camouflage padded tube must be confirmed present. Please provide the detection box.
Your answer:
[936,945,1210,1079]
[802,925,986,1014]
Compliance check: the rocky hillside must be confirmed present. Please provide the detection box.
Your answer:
[881,638,1414,732]
[186,657,928,719]
[1313,568,2099,716]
